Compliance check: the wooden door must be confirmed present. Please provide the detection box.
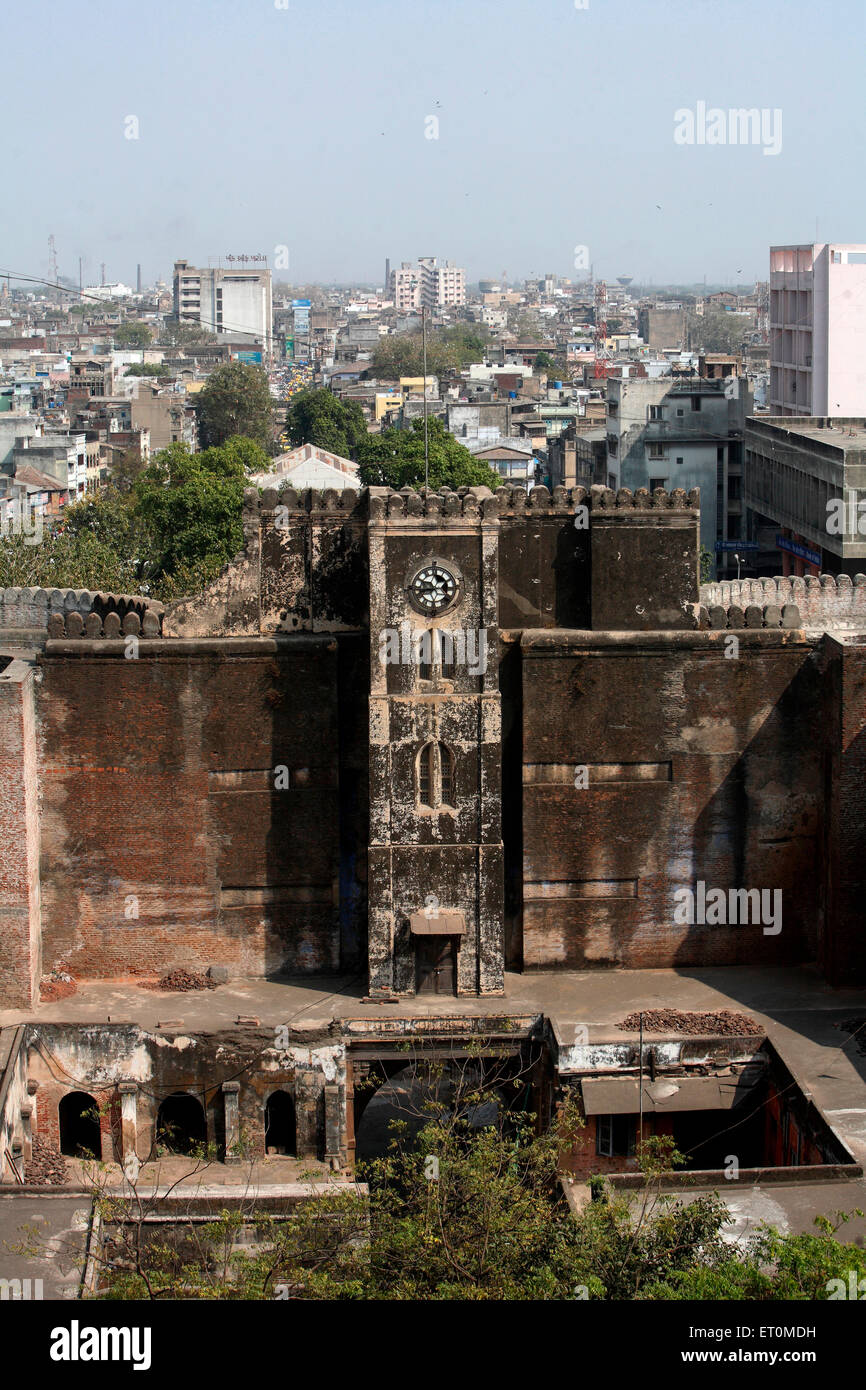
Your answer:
[415,936,456,995]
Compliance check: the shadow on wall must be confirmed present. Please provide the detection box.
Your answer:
[673,656,823,972]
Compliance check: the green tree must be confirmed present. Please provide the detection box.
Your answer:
[356,417,501,491]
[372,324,489,381]
[0,524,139,593]
[284,389,368,458]
[133,442,246,590]
[687,311,747,355]
[157,321,218,347]
[195,362,274,449]
[114,321,153,349]
[122,362,165,378]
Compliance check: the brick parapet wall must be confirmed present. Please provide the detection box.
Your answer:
[701,574,866,631]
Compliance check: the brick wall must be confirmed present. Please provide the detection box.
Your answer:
[36,638,343,980]
[0,661,41,1006]
[519,630,822,970]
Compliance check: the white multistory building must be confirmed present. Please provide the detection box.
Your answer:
[389,257,466,311]
[172,260,273,358]
[770,243,866,416]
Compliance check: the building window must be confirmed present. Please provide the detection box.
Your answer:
[676,456,684,466]
[417,741,455,810]
[596,1115,636,1157]
[691,395,702,412]
[649,477,667,492]
[648,404,663,421]
[647,443,666,460]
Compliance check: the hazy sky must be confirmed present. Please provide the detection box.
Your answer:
[4,0,864,290]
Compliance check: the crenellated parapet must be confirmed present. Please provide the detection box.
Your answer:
[0,588,162,647]
[696,602,802,631]
[701,573,866,632]
[45,607,162,640]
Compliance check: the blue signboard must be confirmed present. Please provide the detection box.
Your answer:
[776,534,821,567]
[715,541,758,552]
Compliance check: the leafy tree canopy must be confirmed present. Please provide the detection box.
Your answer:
[195,362,274,449]
[284,389,368,459]
[0,438,261,602]
[356,417,501,491]
[114,321,153,349]
[372,324,489,381]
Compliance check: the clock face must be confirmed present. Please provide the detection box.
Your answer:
[409,561,459,615]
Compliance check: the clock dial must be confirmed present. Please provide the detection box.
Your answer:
[410,562,458,614]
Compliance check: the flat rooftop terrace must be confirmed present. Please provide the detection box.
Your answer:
[4,964,866,1167]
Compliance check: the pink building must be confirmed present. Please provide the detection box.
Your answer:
[770,243,866,415]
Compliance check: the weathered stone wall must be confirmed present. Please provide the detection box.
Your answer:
[519,628,823,970]
[590,486,700,631]
[25,1023,345,1163]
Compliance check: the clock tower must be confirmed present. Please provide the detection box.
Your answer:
[367,487,504,996]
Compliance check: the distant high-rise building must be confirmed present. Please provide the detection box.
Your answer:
[389,257,466,311]
[770,243,866,415]
[390,262,421,312]
[172,259,273,358]
[419,257,466,309]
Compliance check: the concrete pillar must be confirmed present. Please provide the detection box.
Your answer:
[294,1071,322,1159]
[117,1083,138,1161]
[222,1082,241,1162]
[323,1084,343,1169]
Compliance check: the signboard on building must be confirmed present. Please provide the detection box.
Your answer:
[776,535,821,567]
[715,541,758,552]
[232,350,263,365]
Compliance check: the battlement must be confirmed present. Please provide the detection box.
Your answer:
[1,588,162,647]
[697,602,802,630]
[701,574,866,632]
[245,486,363,519]
[45,607,162,639]
[240,482,701,524]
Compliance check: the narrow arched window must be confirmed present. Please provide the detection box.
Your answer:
[417,741,455,809]
[419,742,434,806]
[439,743,454,804]
[418,630,433,682]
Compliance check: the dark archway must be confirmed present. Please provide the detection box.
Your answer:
[155,1092,207,1155]
[265,1091,296,1156]
[59,1091,101,1159]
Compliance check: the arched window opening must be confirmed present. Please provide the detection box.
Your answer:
[418,629,433,682]
[265,1091,297,1156]
[417,741,455,809]
[419,742,434,806]
[59,1092,101,1159]
[156,1092,207,1155]
[439,629,456,680]
[439,743,454,804]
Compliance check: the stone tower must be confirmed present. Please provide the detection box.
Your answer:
[366,487,504,996]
